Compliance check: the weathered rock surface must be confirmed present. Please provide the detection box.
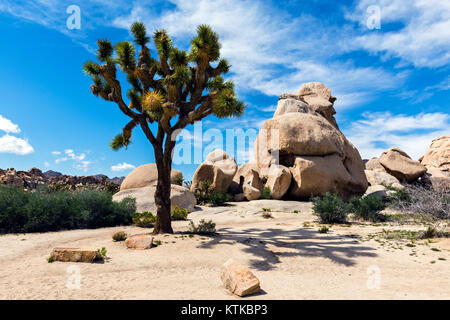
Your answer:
[120,164,182,191]
[365,158,387,172]
[243,184,261,201]
[50,248,98,263]
[264,164,291,199]
[113,185,196,213]
[420,135,450,171]
[221,259,261,297]
[365,169,401,187]
[191,149,237,193]
[125,234,153,250]
[422,167,450,192]
[379,148,427,183]
[364,185,388,201]
[254,82,367,200]
[230,162,262,195]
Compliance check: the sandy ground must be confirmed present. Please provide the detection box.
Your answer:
[0,200,449,300]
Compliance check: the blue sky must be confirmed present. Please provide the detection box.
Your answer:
[0,0,449,180]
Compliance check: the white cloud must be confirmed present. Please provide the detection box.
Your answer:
[348,0,450,68]
[44,161,50,167]
[0,134,34,155]
[344,111,450,160]
[53,149,91,171]
[111,162,136,172]
[0,114,21,133]
[112,0,405,109]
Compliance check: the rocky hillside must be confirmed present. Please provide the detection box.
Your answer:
[0,167,125,192]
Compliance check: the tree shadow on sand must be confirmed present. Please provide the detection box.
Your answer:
[197,227,377,271]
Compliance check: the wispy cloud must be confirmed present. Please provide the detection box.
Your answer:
[111,162,136,172]
[53,149,92,171]
[348,0,450,68]
[344,111,450,160]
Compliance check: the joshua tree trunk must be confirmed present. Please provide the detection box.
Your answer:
[152,138,176,234]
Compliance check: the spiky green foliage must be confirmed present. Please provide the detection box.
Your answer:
[96,39,113,62]
[116,41,136,71]
[131,22,150,46]
[110,134,128,151]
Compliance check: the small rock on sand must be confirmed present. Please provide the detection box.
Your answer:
[221,258,261,297]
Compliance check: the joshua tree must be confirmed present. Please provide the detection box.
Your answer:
[83,23,245,233]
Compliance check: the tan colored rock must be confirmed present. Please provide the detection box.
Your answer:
[256,113,346,159]
[233,193,245,202]
[420,135,450,170]
[265,164,291,199]
[113,184,196,213]
[423,167,450,192]
[273,96,312,117]
[120,164,182,191]
[191,149,237,193]
[364,185,388,201]
[221,259,261,297]
[379,148,427,183]
[365,170,400,187]
[298,82,338,128]
[125,234,153,250]
[50,248,98,263]
[230,163,264,194]
[288,154,367,200]
[365,158,387,172]
[243,184,261,201]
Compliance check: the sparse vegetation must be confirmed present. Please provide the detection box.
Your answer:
[171,206,188,220]
[262,212,273,219]
[195,181,233,205]
[112,231,127,241]
[262,208,271,212]
[189,219,216,235]
[388,185,449,220]
[132,211,156,228]
[318,226,329,233]
[47,256,54,263]
[349,195,386,221]
[0,185,136,234]
[312,193,348,224]
[171,174,184,186]
[260,187,272,199]
[95,247,107,260]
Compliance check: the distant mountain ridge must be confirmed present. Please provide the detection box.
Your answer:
[0,167,125,192]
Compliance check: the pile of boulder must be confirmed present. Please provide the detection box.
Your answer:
[0,167,124,192]
[189,82,368,201]
[364,135,450,195]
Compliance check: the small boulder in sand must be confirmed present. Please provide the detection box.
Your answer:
[125,234,153,250]
[221,259,261,297]
[243,184,261,201]
[50,248,98,263]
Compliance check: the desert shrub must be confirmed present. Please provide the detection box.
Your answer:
[112,231,127,241]
[318,226,329,233]
[171,174,183,186]
[0,186,135,234]
[349,195,386,221]
[132,211,156,228]
[171,206,188,220]
[260,186,272,199]
[189,219,216,234]
[262,212,273,219]
[95,247,107,260]
[388,185,449,220]
[196,189,232,205]
[262,208,271,212]
[312,193,348,224]
[183,180,192,189]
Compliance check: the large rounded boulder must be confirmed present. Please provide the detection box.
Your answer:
[420,135,450,170]
[379,148,427,183]
[120,164,182,191]
[113,184,196,213]
[191,149,237,193]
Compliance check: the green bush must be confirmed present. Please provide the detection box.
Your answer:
[132,211,156,228]
[318,226,329,233]
[312,192,348,223]
[171,206,188,220]
[189,219,216,234]
[196,190,232,205]
[260,187,272,199]
[349,195,386,221]
[112,231,127,241]
[0,185,135,234]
